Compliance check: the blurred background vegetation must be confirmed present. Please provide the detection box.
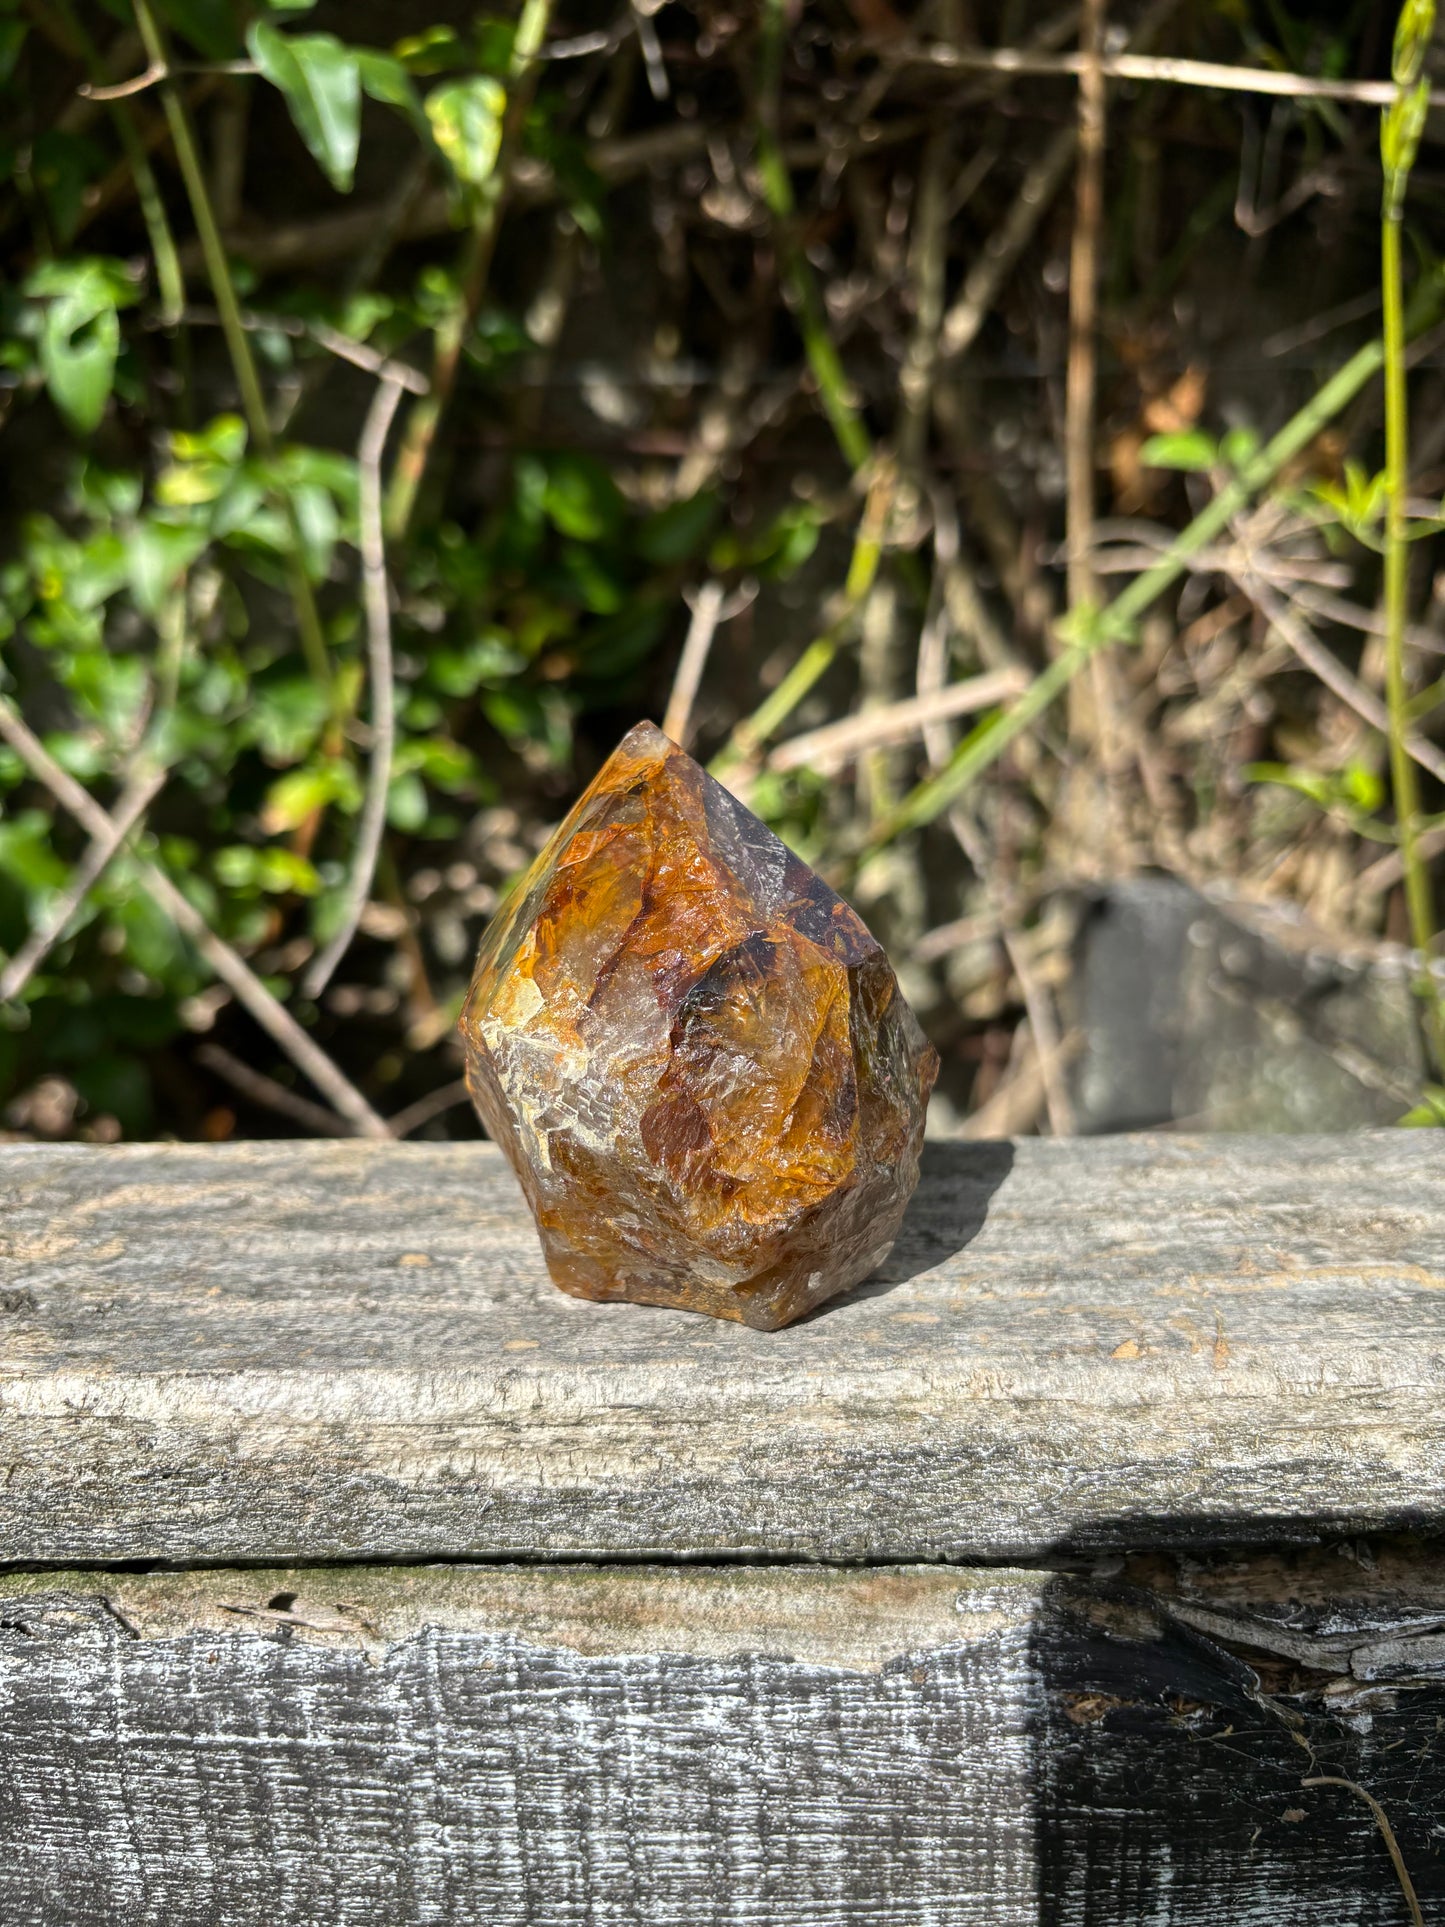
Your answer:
[2,0,1444,1145]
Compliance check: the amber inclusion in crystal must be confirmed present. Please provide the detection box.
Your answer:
[459,721,938,1329]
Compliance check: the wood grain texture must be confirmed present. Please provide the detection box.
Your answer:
[1,1134,1443,1563]
[2,1555,1443,1924]
[0,1564,1041,1926]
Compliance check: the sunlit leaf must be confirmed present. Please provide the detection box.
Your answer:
[25,261,131,435]
[1139,429,1217,472]
[246,22,361,191]
[425,75,506,187]
[126,521,209,619]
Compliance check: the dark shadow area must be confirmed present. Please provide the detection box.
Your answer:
[827,1138,1015,1308]
[1029,1517,1445,1925]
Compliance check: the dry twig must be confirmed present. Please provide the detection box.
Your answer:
[0,696,389,1137]
[896,41,1445,109]
[305,374,408,1000]
[767,671,1027,776]
[1239,574,1445,787]
[196,1042,354,1136]
[387,1077,473,1139]
[663,580,728,747]
[0,763,166,1005]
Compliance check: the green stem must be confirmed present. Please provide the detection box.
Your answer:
[756,0,871,476]
[384,0,554,541]
[131,0,334,710]
[1383,167,1444,1066]
[869,327,1416,848]
[710,467,893,778]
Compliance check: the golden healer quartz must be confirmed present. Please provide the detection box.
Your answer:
[460,722,938,1329]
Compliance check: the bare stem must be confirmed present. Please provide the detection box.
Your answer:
[711,465,894,778]
[756,0,872,474]
[0,763,166,1004]
[304,375,408,1000]
[0,696,388,1137]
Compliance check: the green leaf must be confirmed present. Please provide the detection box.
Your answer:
[386,769,428,831]
[1393,0,1436,86]
[1399,1084,1445,1128]
[426,633,525,697]
[0,810,70,898]
[1140,429,1217,472]
[425,76,506,187]
[126,520,209,619]
[393,25,467,74]
[246,22,361,192]
[1245,761,1331,809]
[29,262,122,435]
[1219,426,1261,473]
[246,677,332,764]
[169,414,248,466]
[356,49,424,129]
[214,845,322,895]
[259,758,361,831]
[540,455,623,542]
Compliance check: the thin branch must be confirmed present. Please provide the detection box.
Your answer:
[662,580,728,748]
[304,373,408,1000]
[542,28,624,59]
[939,125,1078,365]
[711,463,895,778]
[0,763,166,1004]
[915,910,1003,965]
[895,41,1445,108]
[0,696,389,1138]
[1239,574,1445,787]
[195,1042,355,1137]
[387,1077,473,1139]
[767,671,1028,776]
[1358,822,1445,898]
[755,0,871,474]
[915,590,1075,1136]
[936,0,1181,367]
[171,306,429,393]
[78,57,165,99]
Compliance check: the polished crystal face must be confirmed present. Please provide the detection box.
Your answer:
[460,721,938,1329]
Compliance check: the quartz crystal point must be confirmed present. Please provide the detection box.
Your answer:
[460,721,939,1329]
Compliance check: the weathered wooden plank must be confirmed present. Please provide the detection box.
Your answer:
[1,1135,1442,1563]
[2,1554,1442,1924]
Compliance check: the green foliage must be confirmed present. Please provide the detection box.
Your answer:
[21,258,142,433]
[0,0,732,1134]
[1399,1085,1445,1127]
[425,75,506,188]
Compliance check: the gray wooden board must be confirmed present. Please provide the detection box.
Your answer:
[1,1134,1443,1563]
[2,1556,1443,1925]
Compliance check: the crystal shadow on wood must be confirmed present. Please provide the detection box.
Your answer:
[807,1140,1015,1313]
[460,721,939,1331]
